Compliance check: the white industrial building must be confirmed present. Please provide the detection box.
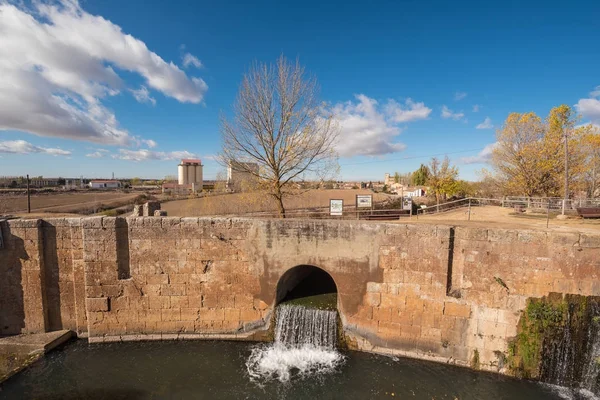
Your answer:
[227,161,259,191]
[89,180,121,189]
[177,159,203,190]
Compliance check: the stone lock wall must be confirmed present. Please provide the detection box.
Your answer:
[1,217,599,374]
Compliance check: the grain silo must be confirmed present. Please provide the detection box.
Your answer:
[187,163,195,185]
[178,163,187,185]
[195,164,203,187]
[176,159,203,190]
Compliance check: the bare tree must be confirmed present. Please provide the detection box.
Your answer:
[219,55,339,217]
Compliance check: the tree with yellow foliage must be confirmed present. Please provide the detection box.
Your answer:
[491,105,587,198]
[580,127,600,197]
[427,156,459,204]
[491,112,547,196]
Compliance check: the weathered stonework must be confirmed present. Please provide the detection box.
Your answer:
[0,217,599,376]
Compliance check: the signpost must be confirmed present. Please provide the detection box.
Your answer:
[330,199,343,216]
[356,194,373,208]
[402,197,412,211]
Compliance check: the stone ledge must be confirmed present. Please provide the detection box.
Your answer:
[87,332,259,343]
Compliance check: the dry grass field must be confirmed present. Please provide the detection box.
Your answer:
[416,205,600,233]
[162,189,391,217]
[0,191,142,214]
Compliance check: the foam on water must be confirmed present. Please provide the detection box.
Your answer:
[246,304,344,383]
[545,384,600,400]
[246,343,344,383]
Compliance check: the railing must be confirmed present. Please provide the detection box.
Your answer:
[206,196,600,222]
[212,204,413,220]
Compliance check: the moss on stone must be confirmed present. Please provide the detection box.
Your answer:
[471,349,480,370]
[279,293,337,310]
[508,295,568,379]
[507,293,599,381]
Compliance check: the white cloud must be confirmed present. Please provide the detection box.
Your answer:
[575,98,600,122]
[0,1,207,145]
[86,151,105,158]
[476,117,493,129]
[113,149,196,161]
[574,86,600,128]
[461,143,496,164]
[130,86,156,106]
[384,98,431,123]
[331,94,407,157]
[454,91,467,101]
[441,105,465,120]
[143,139,157,148]
[182,53,203,69]
[472,104,480,112]
[0,140,71,156]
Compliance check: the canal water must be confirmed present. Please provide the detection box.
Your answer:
[0,339,576,400]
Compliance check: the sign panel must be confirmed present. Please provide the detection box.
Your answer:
[356,194,373,208]
[402,197,413,211]
[330,199,343,216]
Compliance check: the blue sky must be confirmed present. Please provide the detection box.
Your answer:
[1,0,599,181]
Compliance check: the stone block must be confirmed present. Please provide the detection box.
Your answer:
[170,296,189,308]
[161,308,181,321]
[199,308,225,321]
[241,309,262,321]
[161,284,186,296]
[143,201,161,217]
[550,232,580,247]
[224,308,241,321]
[146,274,169,285]
[180,308,199,321]
[86,297,109,312]
[253,299,269,310]
[366,292,381,307]
[580,234,600,248]
[444,302,471,318]
[366,282,383,293]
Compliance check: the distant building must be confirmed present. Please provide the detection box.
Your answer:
[406,188,426,197]
[89,180,121,189]
[384,173,392,186]
[177,159,203,189]
[227,161,259,191]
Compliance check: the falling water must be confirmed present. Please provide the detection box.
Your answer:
[581,304,600,395]
[246,304,344,383]
[540,298,600,399]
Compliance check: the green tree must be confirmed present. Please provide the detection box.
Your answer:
[393,172,400,184]
[411,164,429,186]
[427,156,459,204]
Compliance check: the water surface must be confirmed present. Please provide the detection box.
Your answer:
[0,340,571,399]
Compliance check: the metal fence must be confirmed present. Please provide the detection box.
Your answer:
[208,196,600,223]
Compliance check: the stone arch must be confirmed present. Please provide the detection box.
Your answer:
[275,265,338,306]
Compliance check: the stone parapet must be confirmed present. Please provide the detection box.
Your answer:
[0,217,599,376]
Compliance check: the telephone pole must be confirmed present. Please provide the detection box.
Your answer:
[27,174,31,213]
[562,127,569,216]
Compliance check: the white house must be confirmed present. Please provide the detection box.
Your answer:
[89,180,121,189]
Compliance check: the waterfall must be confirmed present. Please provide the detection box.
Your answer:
[246,304,344,383]
[540,297,600,398]
[275,304,338,349]
[581,304,600,395]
